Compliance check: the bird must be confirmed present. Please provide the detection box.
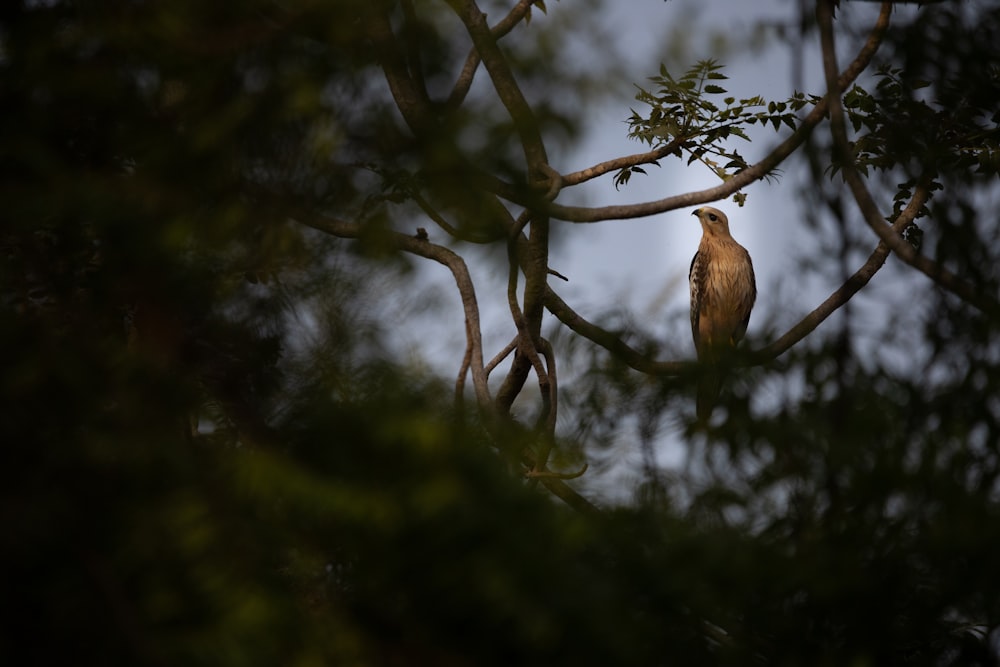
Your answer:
[689,207,756,421]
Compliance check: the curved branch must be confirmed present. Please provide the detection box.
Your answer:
[532,338,559,473]
[816,0,1000,317]
[520,447,599,514]
[757,172,932,359]
[540,1,892,222]
[543,285,691,376]
[293,212,493,411]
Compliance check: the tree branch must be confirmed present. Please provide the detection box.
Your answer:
[445,0,548,172]
[757,172,933,359]
[293,212,493,412]
[533,337,559,473]
[485,336,518,378]
[365,9,435,136]
[561,137,685,188]
[816,0,1000,317]
[295,212,601,514]
[543,285,691,376]
[497,226,551,417]
[446,1,553,423]
[446,0,536,110]
[537,1,892,222]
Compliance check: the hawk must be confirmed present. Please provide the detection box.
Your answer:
[689,207,756,420]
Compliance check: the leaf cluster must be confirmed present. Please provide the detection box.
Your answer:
[841,65,1000,179]
[619,59,818,190]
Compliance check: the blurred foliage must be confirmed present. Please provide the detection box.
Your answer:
[2,0,1000,666]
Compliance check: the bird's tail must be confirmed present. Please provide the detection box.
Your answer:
[696,365,722,422]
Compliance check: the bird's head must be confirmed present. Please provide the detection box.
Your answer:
[692,207,731,237]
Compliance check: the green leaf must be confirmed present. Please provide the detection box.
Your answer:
[703,85,727,95]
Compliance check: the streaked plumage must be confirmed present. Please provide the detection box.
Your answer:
[689,207,756,419]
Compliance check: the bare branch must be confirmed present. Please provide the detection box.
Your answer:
[447,0,536,110]
[445,0,554,428]
[295,212,602,515]
[816,0,1000,317]
[485,337,519,378]
[562,137,684,187]
[505,233,550,389]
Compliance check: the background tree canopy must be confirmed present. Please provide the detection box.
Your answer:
[3,0,1000,664]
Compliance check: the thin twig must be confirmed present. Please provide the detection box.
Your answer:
[412,191,502,243]
[485,336,518,377]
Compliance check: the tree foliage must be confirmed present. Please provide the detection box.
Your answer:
[3,0,1000,664]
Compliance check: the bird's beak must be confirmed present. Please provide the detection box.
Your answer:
[691,209,701,217]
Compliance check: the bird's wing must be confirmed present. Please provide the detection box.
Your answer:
[689,249,706,350]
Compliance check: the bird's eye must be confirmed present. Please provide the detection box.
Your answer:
[708,213,718,222]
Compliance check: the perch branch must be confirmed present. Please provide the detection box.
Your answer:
[544,286,691,375]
